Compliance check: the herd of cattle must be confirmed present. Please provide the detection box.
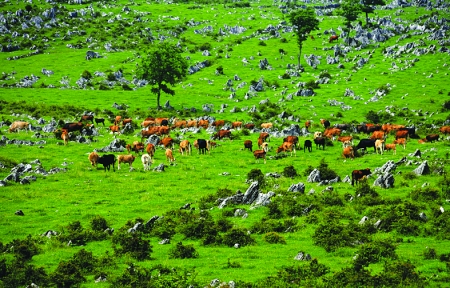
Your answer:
[6,116,450,186]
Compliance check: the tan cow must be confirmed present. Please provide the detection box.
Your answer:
[393,138,406,149]
[165,149,175,163]
[261,122,273,129]
[88,152,99,167]
[146,143,156,158]
[117,154,136,170]
[384,143,397,155]
[179,140,191,156]
[9,121,29,133]
[61,130,69,145]
[375,139,385,154]
[276,142,296,157]
[342,146,354,159]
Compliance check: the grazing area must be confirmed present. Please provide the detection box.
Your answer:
[1,0,450,287]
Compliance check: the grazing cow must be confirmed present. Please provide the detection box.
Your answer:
[305,120,311,131]
[109,125,120,134]
[375,139,385,155]
[370,131,386,140]
[160,137,174,149]
[329,35,339,43]
[141,154,152,171]
[165,149,175,163]
[132,141,145,155]
[141,120,155,128]
[80,115,94,123]
[253,150,267,164]
[338,136,353,147]
[334,123,352,131]
[209,141,217,150]
[141,127,159,138]
[261,122,273,129]
[384,143,397,155]
[343,146,354,159]
[63,122,84,133]
[172,119,187,129]
[426,134,439,143]
[195,139,210,154]
[395,130,409,140]
[187,119,197,128]
[244,140,252,152]
[283,136,299,148]
[155,118,169,126]
[351,168,371,186]
[244,123,255,130]
[118,154,136,170]
[157,126,170,136]
[179,140,191,156]
[355,139,376,152]
[232,121,242,129]
[320,119,331,129]
[418,138,427,144]
[122,118,132,127]
[304,140,312,152]
[61,130,69,145]
[88,152,99,167]
[94,118,105,126]
[440,126,450,135]
[259,132,270,142]
[366,124,382,134]
[97,154,116,171]
[114,116,122,125]
[323,128,341,139]
[146,143,156,158]
[393,138,406,149]
[197,119,209,129]
[213,130,232,140]
[313,131,322,139]
[314,137,325,150]
[212,120,225,128]
[276,142,296,157]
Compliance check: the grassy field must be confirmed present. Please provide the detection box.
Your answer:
[1,0,450,287]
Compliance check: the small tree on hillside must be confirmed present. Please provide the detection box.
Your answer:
[336,0,363,44]
[288,8,319,69]
[137,42,188,109]
[361,0,386,27]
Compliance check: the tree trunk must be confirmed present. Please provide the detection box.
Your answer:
[157,89,161,110]
[365,11,370,27]
[297,44,303,69]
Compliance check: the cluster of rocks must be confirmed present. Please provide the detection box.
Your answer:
[1,159,66,187]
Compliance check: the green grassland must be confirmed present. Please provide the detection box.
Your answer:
[1,0,450,287]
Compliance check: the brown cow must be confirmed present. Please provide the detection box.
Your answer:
[165,149,175,163]
[88,152,99,167]
[426,134,439,142]
[212,120,225,128]
[283,136,299,148]
[244,123,255,130]
[395,130,409,140]
[197,119,209,129]
[393,138,406,149]
[80,115,94,123]
[122,118,132,126]
[329,35,339,43]
[384,143,397,155]
[305,120,311,131]
[132,141,145,155]
[155,117,169,126]
[9,121,30,133]
[232,121,242,129]
[157,126,170,136]
[117,154,136,170]
[370,131,386,140]
[342,146,354,159]
[440,126,450,135]
[213,130,232,140]
[323,128,341,139]
[109,125,120,134]
[187,119,197,128]
[114,116,122,125]
[352,168,371,186]
[259,132,270,142]
[338,136,353,147]
[244,140,252,152]
[61,130,69,145]
[160,137,174,149]
[179,140,191,156]
[146,143,156,158]
[276,142,296,157]
[62,122,84,133]
[320,119,331,129]
[141,120,155,128]
[172,119,187,129]
[141,127,160,138]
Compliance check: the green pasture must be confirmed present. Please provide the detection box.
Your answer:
[1,0,450,286]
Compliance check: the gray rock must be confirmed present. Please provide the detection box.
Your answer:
[288,183,305,193]
[242,181,260,204]
[159,239,170,245]
[307,169,321,183]
[419,212,427,221]
[251,191,275,208]
[373,173,395,188]
[294,251,311,261]
[375,160,397,174]
[359,216,369,225]
[413,160,430,175]
[409,149,422,158]
[15,210,24,216]
[153,163,165,172]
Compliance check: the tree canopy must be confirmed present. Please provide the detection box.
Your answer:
[336,0,363,43]
[137,42,188,109]
[288,8,319,68]
[361,0,386,26]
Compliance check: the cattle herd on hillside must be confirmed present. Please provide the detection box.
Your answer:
[2,111,449,189]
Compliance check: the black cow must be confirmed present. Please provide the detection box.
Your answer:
[355,139,376,152]
[161,119,169,126]
[94,118,105,126]
[426,134,439,142]
[314,137,325,150]
[351,168,371,186]
[196,139,209,154]
[62,122,84,133]
[304,139,312,152]
[97,154,116,171]
[334,123,352,131]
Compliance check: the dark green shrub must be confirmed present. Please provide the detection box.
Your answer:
[216,217,232,233]
[317,158,339,181]
[122,83,132,91]
[223,228,255,247]
[168,242,199,259]
[411,187,441,201]
[353,240,397,271]
[266,201,283,219]
[8,234,40,261]
[378,261,425,287]
[281,73,291,79]
[227,258,242,268]
[247,168,266,188]
[81,70,92,80]
[403,172,417,180]
[69,249,98,273]
[319,71,331,79]
[439,253,450,262]
[216,66,224,75]
[313,221,368,252]
[443,100,450,111]
[50,261,86,288]
[0,260,48,287]
[258,41,267,46]
[99,83,110,90]
[112,232,152,261]
[198,194,217,210]
[198,42,212,51]
[263,232,286,244]
[423,247,437,260]
[280,38,287,43]
[366,110,381,123]
[90,215,108,232]
[304,80,319,89]
[283,165,298,178]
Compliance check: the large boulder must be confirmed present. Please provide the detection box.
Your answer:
[242,181,260,205]
[373,173,395,188]
[413,160,430,175]
[287,183,305,193]
[307,169,321,183]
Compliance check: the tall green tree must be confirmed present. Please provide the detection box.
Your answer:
[137,42,188,109]
[288,8,319,68]
[336,0,363,44]
[361,0,386,27]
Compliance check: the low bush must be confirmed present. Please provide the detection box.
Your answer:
[263,232,286,244]
[423,247,437,259]
[223,228,255,247]
[112,231,152,261]
[353,240,398,271]
[247,168,266,188]
[283,165,298,178]
[168,242,199,259]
